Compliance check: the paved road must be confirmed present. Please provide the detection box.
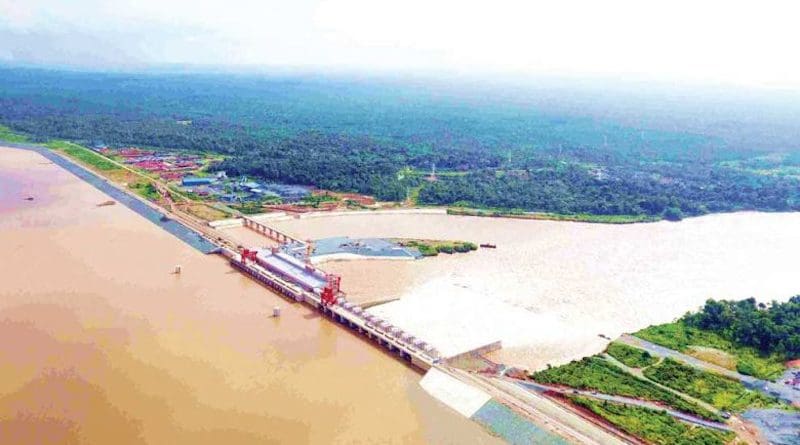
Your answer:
[619,334,800,405]
[514,379,731,431]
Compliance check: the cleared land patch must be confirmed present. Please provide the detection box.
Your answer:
[687,346,737,371]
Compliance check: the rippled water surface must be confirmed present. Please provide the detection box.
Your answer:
[0,146,501,445]
[273,208,800,368]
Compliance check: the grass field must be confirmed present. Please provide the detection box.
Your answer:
[47,140,121,172]
[129,182,160,201]
[182,203,230,221]
[606,342,659,368]
[4,134,128,177]
[529,357,719,421]
[635,322,787,380]
[643,358,778,412]
[569,397,734,445]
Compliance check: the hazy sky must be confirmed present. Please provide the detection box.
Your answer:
[1,0,798,88]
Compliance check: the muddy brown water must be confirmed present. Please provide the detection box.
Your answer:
[0,147,501,444]
[271,206,800,369]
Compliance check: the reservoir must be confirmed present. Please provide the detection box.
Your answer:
[0,146,501,444]
[271,209,800,370]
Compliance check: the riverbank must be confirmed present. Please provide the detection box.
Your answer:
[447,207,662,224]
[0,132,747,230]
[4,142,218,253]
[0,145,501,445]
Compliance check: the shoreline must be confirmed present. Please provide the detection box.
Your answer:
[6,136,798,228]
[446,207,662,224]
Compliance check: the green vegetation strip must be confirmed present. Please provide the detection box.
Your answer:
[606,342,659,369]
[643,358,778,412]
[447,207,660,224]
[395,239,477,256]
[0,125,29,143]
[46,140,121,172]
[530,357,720,421]
[301,193,339,207]
[569,397,734,445]
[129,182,160,201]
[229,200,269,215]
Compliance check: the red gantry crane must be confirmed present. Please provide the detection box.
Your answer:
[240,248,258,263]
[320,274,341,306]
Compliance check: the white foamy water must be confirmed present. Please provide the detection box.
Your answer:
[368,276,574,358]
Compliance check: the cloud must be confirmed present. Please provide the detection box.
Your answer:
[1,0,799,87]
[314,0,800,86]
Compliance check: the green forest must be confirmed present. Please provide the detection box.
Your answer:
[684,297,800,359]
[635,296,799,379]
[2,67,800,219]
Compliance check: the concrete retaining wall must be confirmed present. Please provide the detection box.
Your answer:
[249,212,290,221]
[310,252,417,264]
[208,218,244,229]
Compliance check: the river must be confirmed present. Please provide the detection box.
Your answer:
[0,146,501,444]
[270,209,800,370]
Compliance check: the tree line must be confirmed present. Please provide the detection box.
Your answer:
[685,297,800,358]
[2,67,800,217]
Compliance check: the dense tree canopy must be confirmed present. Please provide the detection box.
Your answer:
[685,297,800,358]
[2,67,800,217]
